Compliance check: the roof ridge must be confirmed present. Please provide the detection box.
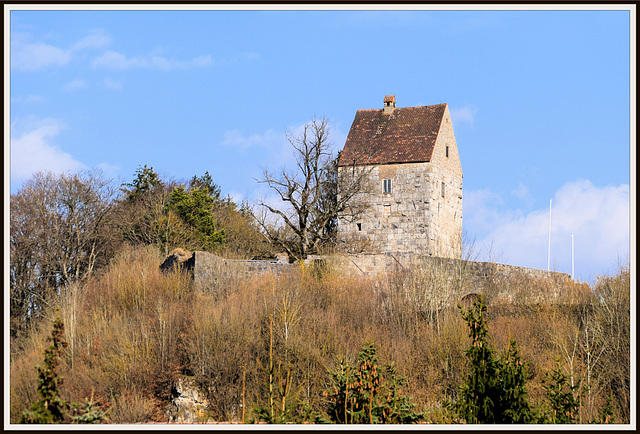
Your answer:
[357,103,447,112]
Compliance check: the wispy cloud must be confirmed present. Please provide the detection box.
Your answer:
[11,36,72,71]
[97,162,121,180]
[92,50,213,71]
[11,29,211,73]
[11,94,45,104]
[450,104,478,126]
[465,179,630,278]
[10,118,86,183]
[511,182,535,207]
[220,128,296,170]
[11,29,109,72]
[71,29,111,51]
[221,129,282,150]
[101,77,123,91]
[64,79,88,92]
[221,121,347,172]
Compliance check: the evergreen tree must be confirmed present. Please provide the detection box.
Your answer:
[121,164,162,201]
[321,342,424,424]
[454,296,536,423]
[542,362,582,423]
[167,186,225,250]
[455,296,502,423]
[188,171,221,200]
[500,339,535,423]
[19,315,69,423]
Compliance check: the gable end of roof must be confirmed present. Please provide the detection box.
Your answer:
[338,103,447,167]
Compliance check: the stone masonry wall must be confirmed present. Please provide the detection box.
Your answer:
[327,252,574,303]
[429,105,463,257]
[337,161,462,258]
[192,251,295,294]
[166,251,574,304]
[337,106,463,259]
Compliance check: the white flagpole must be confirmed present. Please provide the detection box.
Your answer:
[548,199,552,272]
[571,234,575,280]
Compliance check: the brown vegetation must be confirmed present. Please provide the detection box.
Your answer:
[9,245,631,424]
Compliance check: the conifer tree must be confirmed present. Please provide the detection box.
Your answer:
[167,185,225,250]
[321,342,424,424]
[542,362,582,423]
[454,296,536,423]
[455,296,502,423]
[500,339,535,423]
[121,164,162,201]
[19,315,69,423]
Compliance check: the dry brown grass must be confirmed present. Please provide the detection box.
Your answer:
[9,246,631,424]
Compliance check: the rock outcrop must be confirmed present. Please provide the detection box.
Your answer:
[160,248,195,274]
[166,377,210,423]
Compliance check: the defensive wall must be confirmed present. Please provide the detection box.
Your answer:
[161,250,576,304]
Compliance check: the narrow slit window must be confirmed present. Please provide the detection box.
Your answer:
[446,146,449,157]
[357,223,362,231]
[441,181,445,198]
[383,179,392,194]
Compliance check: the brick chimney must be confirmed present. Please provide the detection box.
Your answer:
[383,95,396,115]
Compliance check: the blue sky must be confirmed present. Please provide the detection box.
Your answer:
[6,5,634,281]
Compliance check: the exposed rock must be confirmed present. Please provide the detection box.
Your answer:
[160,248,195,275]
[166,377,210,423]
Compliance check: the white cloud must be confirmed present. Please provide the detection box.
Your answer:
[221,129,282,150]
[239,52,261,61]
[92,50,139,69]
[97,162,121,180]
[72,29,111,51]
[12,29,213,74]
[10,118,86,183]
[465,180,630,279]
[11,38,72,71]
[511,182,535,207]
[64,79,88,92]
[220,128,297,170]
[450,105,478,126]
[92,50,213,71]
[11,30,110,72]
[221,121,347,174]
[11,94,45,104]
[101,77,123,91]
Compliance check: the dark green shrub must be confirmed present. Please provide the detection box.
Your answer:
[19,315,69,423]
[320,342,424,424]
[18,314,108,424]
[541,362,582,423]
[453,296,535,423]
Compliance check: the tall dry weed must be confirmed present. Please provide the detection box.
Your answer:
[10,245,630,424]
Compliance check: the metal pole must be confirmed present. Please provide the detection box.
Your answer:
[548,199,552,271]
[571,233,575,280]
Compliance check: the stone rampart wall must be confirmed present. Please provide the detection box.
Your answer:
[192,251,296,294]
[325,252,574,303]
[164,251,575,303]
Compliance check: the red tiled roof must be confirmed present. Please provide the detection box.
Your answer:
[338,103,447,166]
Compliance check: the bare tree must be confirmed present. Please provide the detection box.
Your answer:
[257,117,373,260]
[10,170,116,334]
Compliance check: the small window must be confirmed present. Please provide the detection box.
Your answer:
[383,179,392,194]
[357,223,362,231]
[441,181,445,198]
[446,146,449,157]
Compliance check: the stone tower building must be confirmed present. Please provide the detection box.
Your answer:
[337,95,463,259]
